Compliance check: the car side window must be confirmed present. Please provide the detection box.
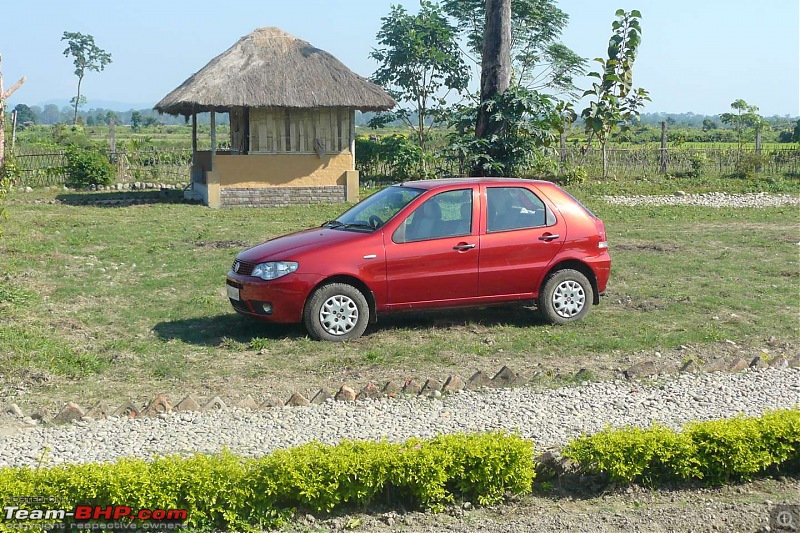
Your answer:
[393,189,472,243]
[486,187,553,232]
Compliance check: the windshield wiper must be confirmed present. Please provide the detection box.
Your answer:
[341,222,374,230]
[321,220,344,228]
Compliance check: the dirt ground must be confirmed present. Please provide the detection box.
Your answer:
[280,476,800,533]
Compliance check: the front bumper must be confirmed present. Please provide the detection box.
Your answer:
[226,271,321,323]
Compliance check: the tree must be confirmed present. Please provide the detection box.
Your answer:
[12,103,37,124]
[580,10,649,178]
[442,0,585,97]
[719,99,760,151]
[793,119,800,144]
[702,118,717,131]
[131,110,143,130]
[62,31,111,125]
[40,104,60,124]
[370,1,469,152]
[475,0,512,140]
[449,85,562,177]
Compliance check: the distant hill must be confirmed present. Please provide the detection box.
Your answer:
[35,99,156,112]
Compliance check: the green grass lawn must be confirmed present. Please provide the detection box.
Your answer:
[0,186,798,410]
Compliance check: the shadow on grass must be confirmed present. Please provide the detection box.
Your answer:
[153,304,544,347]
[152,313,307,346]
[372,303,545,332]
[56,189,200,207]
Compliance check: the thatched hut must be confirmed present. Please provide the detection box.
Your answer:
[155,27,395,207]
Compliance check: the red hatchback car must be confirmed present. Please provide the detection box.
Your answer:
[227,178,610,341]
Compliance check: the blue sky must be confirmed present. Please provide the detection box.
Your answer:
[2,0,798,116]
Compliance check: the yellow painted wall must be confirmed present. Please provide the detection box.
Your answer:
[213,152,354,188]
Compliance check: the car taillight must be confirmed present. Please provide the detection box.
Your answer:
[595,218,608,249]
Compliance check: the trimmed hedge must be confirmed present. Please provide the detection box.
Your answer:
[563,408,800,484]
[0,432,534,530]
[1,411,797,530]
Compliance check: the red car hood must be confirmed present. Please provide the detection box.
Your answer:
[237,227,371,262]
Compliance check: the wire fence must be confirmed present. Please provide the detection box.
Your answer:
[9,145,800,188]
[12,147,193,187]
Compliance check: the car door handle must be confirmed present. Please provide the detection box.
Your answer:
[453,243,476,251]
[538,233,560,242]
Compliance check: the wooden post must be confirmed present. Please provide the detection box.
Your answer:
[210,107,216,172]
[559,131,567,163]
[660,121,667,174]
[10,109,17,151]
[349,109,356,165]
[191,111,197,167]
[0,53,27,166]
[109,117,116,152]
[755,132,762,173]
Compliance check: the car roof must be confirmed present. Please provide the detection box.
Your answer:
[397,177,557,190]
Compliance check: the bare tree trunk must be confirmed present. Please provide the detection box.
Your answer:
[601,141,607,179]
[73,75,83,125]
[472,0,511,176]
[0,53,27,167]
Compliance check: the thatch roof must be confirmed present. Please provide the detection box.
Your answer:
[155,27,395,116]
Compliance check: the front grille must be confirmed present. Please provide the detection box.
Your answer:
[230,298,251,313]
[232,259,255,276]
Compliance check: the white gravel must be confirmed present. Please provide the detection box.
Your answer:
[603,192,799,208]
[1,368,798,468]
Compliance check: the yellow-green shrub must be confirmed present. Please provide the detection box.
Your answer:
[562,409,800,484]
[0,432,534,530]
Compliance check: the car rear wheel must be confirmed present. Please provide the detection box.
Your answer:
[539,269,593,324]
[303,283,369,341]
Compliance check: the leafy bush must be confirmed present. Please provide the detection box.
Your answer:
[687,152,707,178]
[563,409,800,485]
[556,165,588,185]
[64,145,114,189]
[0,432,534,530]
[0,155,16,236]
[731,151,769,179]
[355,134,428,181]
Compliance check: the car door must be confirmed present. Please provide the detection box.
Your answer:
[384,188,479,306]
[478,185,566,297]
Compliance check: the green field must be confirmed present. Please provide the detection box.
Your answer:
[1,184,797,411]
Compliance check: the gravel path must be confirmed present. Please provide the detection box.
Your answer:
[1,368,797,468]
[603,192,799,208]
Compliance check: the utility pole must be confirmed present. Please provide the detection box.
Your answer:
[0,53,27,166]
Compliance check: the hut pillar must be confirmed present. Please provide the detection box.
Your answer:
[344,108,358,203]
[207,107,221,208]
[191,112,197,166]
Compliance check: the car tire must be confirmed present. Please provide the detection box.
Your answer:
[303,283,369,341]
[538,269,593,324]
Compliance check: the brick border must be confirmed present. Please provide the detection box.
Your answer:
[220,186,346,207]
[4,354,798,426]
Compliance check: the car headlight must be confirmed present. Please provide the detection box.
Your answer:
[251,261,298,280]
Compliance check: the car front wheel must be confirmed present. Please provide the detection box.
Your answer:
[303,283,369,341]
[538,269,593,324]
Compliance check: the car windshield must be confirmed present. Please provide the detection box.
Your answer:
[325,185,423,231]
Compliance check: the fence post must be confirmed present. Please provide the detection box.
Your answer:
[11,109,17,151]
[660,121,667,174]
[560,132,567,163]
[109,117,116,153]
[755,132,762,173]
